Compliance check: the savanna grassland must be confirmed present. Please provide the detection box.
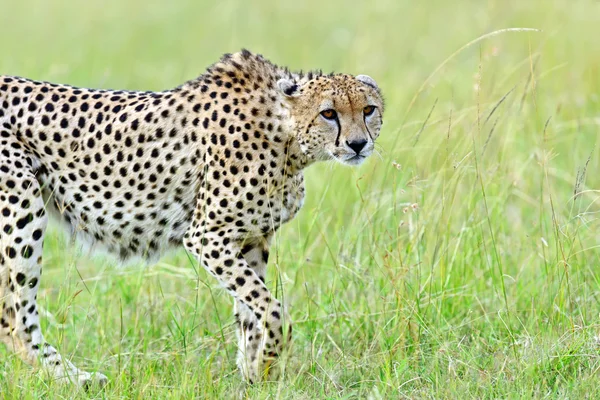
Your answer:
[1,0,600,398]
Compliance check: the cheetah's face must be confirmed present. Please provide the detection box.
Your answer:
[279,74,384,166]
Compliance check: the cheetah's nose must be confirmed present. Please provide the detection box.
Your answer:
[346,139,367,155]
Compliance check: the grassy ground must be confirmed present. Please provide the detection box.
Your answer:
[1,0,600,398]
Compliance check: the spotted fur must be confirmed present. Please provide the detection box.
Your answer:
[0,49,384,386]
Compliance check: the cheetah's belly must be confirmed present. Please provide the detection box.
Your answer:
[39,166,200,262]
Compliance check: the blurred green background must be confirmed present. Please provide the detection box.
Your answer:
[1,0,600,398]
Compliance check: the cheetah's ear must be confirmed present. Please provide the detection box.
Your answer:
[356,75,379,90]
[277,78,301,98]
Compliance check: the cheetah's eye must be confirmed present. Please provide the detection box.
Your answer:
[363,106,376,116]
[320,109,337,120]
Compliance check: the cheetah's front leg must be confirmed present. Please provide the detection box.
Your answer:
[233,237,291,381]
[183,230,288,383]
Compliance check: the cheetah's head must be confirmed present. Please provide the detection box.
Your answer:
[278,73,384,166]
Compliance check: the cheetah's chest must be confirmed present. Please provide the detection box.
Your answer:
[254,172,305,234]
[278,173,305,224]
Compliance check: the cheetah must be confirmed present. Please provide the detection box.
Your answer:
[0,49,384,386]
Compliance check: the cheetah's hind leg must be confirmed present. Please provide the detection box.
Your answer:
[0,151,107,388]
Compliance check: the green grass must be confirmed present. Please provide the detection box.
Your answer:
[1,0,600,398]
